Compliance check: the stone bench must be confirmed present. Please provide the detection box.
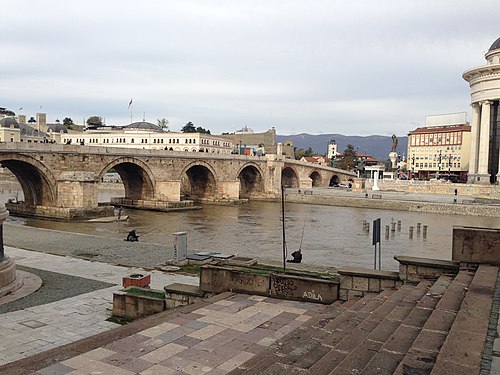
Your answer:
[164,283,206,309]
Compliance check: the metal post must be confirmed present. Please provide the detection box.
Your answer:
[281,185,286,271]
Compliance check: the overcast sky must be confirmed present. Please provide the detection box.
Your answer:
[2,1,499,136]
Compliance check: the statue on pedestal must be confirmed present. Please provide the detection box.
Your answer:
[391,134,398,152]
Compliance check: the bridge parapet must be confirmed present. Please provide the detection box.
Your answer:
[0,143,356,219]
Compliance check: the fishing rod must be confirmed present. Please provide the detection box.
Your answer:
[136,221,171,238]
[298,216,306,251]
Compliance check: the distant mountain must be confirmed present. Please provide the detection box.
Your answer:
[277,133,408,162]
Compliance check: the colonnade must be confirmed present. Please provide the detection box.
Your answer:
[463,36,500,184]
[467,100,500,184]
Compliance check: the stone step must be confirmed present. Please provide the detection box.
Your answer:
[332,275,452,375]
[307,281,433,375]
[228,293,380,374]
[395,270,475,374]
[321,279,436,375]
[431,264,498,375]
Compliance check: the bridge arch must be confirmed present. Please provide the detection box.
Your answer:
[282,166,299,188]
[99,157,156,200]
[0,155,57,206]
[329,174,340,186]
[180,161,218,201]
[309,171,322,187]
[237,163,265,199]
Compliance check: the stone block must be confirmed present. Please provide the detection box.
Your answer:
[112,288,166,320]
[368,277,381,292]
[339,274,353,290]
[380,278,396,289]
[200,266,229,293]
[228,269,270,295]
[347,290,364,299]
[339,289,348,301]
[270,273,338,304]
[399,264,408,281]
[352,276,369,291]
[452,226,500,264]
[416,266,442,278]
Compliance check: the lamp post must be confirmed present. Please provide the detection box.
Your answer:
[411,154,415,180]
[435,150,442,179]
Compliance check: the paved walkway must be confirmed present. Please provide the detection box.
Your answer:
[31,294,319,375]
[0,246,198,367]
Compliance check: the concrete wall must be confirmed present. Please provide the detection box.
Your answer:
[364,179,500,200]
[199,265,339,304]
[338,267,402,301]
[452,226,500,265]
[284,192,500,217]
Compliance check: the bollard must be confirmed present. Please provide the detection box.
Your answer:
[391,222,396,232]
[397,220,401,232]
[385,225,390,239]
[417,223,421,234]
[409,226,414,239]
[423,225,428,238]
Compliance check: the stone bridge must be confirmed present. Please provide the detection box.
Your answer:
[0,143,355,219]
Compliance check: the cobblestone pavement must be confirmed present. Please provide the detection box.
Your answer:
[0,246,198,367]
[32,294,319,375]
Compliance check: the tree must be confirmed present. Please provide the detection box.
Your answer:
[181,122,211,134]
[63,117,74,126]
[28,117,36,124]
[196,126,210,134]
[86,116,102,127]
[338,144,357,170]
[181,122,196,133]
[157,118,169,130]
[294,147,314,159]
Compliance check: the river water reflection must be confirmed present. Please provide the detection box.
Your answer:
[2,187,500,271]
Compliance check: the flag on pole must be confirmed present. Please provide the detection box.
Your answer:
[128,98,133,109]
[40,105,42,110]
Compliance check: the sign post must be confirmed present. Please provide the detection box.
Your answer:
[372,218,381,270]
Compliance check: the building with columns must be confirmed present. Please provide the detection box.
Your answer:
[463,36,500,184]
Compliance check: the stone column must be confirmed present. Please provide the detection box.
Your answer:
[372,170,380,191]
[0,205,8,262]
[467,102,481,182]
[477,101,492,183]
[0,204,18,298]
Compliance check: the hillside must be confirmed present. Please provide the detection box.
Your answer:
[277,133,408,161]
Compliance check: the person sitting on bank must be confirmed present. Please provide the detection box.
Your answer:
[287,249,302,263]
[126,230,139,242]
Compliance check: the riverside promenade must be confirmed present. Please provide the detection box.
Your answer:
[1,190,500,374]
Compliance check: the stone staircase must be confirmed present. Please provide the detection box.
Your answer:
[229,264,498,375]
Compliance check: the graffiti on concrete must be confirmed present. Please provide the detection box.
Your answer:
[230,273,265,287]
[272,276,297,297]
[303,290,323,301]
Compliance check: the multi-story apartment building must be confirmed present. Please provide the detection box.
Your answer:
[407,113,471,182]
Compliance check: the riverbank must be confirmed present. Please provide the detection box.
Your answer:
[284,188,500,217]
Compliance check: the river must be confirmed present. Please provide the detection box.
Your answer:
[1,184,499,271]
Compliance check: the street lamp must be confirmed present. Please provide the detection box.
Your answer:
[435,150,442,179]
[411,154,415,180]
